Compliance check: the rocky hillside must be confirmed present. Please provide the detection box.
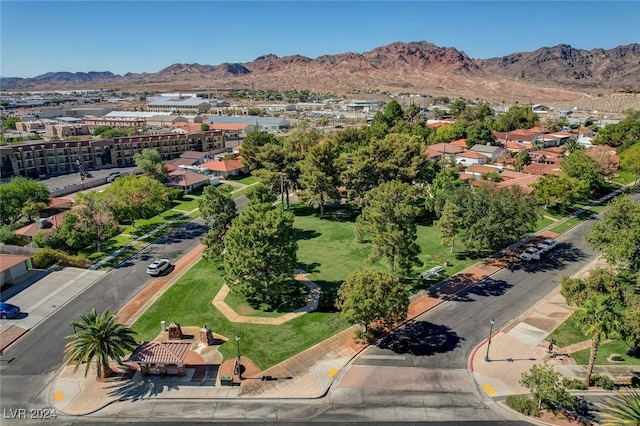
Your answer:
[3,41,639,104]
[480,43,640,91]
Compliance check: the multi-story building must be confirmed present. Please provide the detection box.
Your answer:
[147,97,211,114]
[0,130,224,179]
[82,117,147,131]
[44,123,91,139]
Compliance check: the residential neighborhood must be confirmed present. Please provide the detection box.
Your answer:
[2,2,640,423]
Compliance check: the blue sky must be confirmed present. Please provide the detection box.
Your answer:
[2,1,639,78]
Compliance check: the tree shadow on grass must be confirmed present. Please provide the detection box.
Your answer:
[294,228,321,241]
[296,261,321,274]
[376,320,463,356]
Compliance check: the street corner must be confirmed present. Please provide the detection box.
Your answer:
[314,356,353,394]
[52,365,83,414]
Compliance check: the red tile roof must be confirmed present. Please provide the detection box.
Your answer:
[466,164,497,174]
[495,175,541,194]
[167,170,212,187]
[450,138,468,148]
[127,341,192,364]
[201,159,246,172]
[0,254,32,272]
[457,151,487,159]
[427,143,465,154]
[14,212,65,238]
[172,123,202,133]
[208,123,251,131]
[522,163,562,176]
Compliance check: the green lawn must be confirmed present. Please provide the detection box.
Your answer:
[171,195,200,212]
[223,280,309,317]
[547,316,588,347]
[230,186,255,198]
[130,260,351,370]
[612,171,636,185]
[235,176,258,185]
[291,204,480,294]
[571,340,640,366]
[535,216,556,231]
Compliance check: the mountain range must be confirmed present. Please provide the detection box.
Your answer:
[2,41,639,103]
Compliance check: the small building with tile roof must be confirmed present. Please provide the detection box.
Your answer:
[201,159,249,178]
[456,151,488,166]
[127,341,192,376]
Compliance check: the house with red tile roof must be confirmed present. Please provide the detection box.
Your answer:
[501,141,530,154]
[464,163,500,179]
[449,139,468,148]
[495,174,541,194]
[172,122,204,133]
[522,163,562,176]
[425,142,465,160]
[456,151,488,166]
[166,170,214,193]
[201,159,249,178]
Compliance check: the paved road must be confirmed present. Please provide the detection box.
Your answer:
[0,220,208,415]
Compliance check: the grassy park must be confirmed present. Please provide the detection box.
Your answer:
[129,202,481,370]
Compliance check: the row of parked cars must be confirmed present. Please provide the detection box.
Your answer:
[520,238,558,261]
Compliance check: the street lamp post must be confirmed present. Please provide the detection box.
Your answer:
[484,318,496,362]
[235,334,242,380]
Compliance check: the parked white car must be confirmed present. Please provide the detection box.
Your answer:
[520,247,541,261]
[146,259,171,276]
[537,238,558,252]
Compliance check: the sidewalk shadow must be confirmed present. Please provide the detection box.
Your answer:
[376,320,463,356]
[105,373,181,401]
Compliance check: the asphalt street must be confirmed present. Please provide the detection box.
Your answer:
[0,219,208,414]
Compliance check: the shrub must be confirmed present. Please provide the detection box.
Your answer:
[32,248,91,269]
[591,375,615,390]
[562,377,588,390]
[354,328,375,344]
[505,395,539,416]
[0,224,23,245]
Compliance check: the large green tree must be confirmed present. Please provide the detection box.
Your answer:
[63,308,138,379]
[435,200,464,253]
[133,148,168,183]
[458,184,539,254]
[620,143,640,186]
[198,185,238,261]
[493,105,540,132]
[342,133,435,205]
[70,191,119,252]
[531,174,589,209]
[0,177,50,225]
[586,196,640,270]
[298,139,341,215]
[356,181,423,275]
[104,175,171,226]
[560,150,604,193]
[572,295,624,386]
[560,267,626,307]
[336,269,409,334]
[594,118,640,151]
[240,131,280,170]
[223,203,297,304]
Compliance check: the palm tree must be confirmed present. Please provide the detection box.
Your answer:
[563,138,584,155]
[63,308,138,379]
[601,389,640,426]
[572,295,623,386]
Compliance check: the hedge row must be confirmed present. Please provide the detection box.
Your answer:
[33,248,91,269]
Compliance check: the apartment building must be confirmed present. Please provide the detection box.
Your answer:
[0,130,224,179]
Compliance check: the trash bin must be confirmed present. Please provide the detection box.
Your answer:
[220,375,233,386]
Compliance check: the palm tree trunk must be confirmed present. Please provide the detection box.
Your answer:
[584,336,599,386]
